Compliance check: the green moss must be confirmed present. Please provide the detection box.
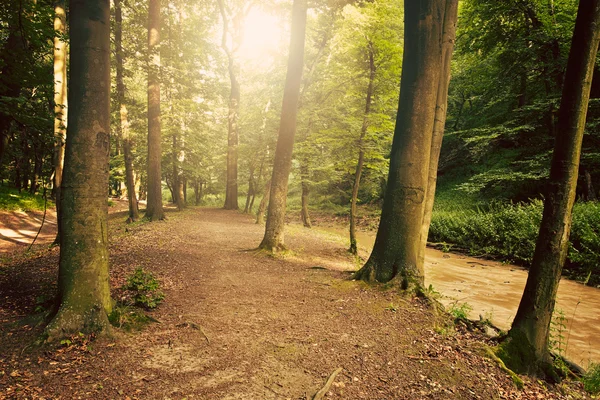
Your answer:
[495,330,537,376]
[485,346,525,389]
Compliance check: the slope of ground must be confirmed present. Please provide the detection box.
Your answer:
[0,207,590,399]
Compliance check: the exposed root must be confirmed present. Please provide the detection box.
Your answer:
[312,367,343,400]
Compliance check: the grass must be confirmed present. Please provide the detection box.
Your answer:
[429,193,600,285]
[583,363,600,395]
[0,185,52,212]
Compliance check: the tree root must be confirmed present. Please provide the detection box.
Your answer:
[312,367,342,400]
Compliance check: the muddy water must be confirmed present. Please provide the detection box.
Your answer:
[317,225,600,367]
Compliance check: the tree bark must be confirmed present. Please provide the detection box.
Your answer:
[115,0,139,223]
[256,179,271,225]
[349,42,376,255]
[258,0,308,251]
[52,0,68,243]
[45,0,112,339]
[500,0,600,380]
[417,0,458,269]
[354,0,447,291]
[145,0,165,221]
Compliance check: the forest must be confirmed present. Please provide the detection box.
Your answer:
[1,0,600,398]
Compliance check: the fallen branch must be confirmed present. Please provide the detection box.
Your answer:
[313,367,342,400]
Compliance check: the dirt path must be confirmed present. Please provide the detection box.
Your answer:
[0,208,589,399]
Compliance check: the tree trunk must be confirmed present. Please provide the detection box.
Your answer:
[45,0,112,339]
[52,0,68,243]
[499,0,600,380]
[115,0,139,223]
[256,179,271,225]
[218,0,241,210]
[171,133,184,210]
[30,150,42,195]
[583,169,597,201]
[145,0,165,221]
[417,0,458,269]
[258,0,308,251]
[354,0,447,291]
[300,161,311,228]
[349,42,376,255]
[244,165,255,213]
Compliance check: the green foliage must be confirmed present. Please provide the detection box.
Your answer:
[430,198,600,284]
[549,308,567,357]
[108,304,157,331]
[0,184,51,212]
[583,363,600,395]
[448,302,472,321]
[124,268,164,309]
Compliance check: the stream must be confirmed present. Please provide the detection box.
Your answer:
[316,225,600,367]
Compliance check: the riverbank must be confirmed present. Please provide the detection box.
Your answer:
[0,207,592,398]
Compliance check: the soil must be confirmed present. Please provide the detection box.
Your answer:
[0,205,592,399]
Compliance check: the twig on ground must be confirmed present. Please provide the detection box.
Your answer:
[313,367,342,400]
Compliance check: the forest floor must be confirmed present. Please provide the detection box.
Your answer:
[0,205,593,399]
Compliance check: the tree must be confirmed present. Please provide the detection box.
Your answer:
[53,0,68,243]
[418,0,458,268]
[354,0,451,290]
[46,0,112,338]
[145,0,165,221]
[349,41,375,255]
[259,0,308,251]
[115,0,140,222]
[218,0,249,210]
[498,0,600,379]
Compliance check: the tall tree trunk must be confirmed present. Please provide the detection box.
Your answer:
[300,160,311,228]
[256,179,271,225]
[52,0,67,243]
[45,0,112,339]
[499,0,600,380]
[218,0,241,210]
[349,42,376,255]
[258,0,308,251]
[354,0,447,291]
[145,0,164,221]
[115,0,139,223]
[417,0,458,269]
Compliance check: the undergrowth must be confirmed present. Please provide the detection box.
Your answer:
[0,184,52,212]
[583,363,600,395]
[429,198,600,285]
[110,268,164,331]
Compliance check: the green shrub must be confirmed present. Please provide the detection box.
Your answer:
[448,302,472,320]
[124,268,164,309]
[583,363,600,395]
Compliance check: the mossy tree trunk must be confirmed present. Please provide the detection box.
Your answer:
[354,0,448,291]
[258,0,308,251]
[145,0,165,221]
[256,179,271,224]
[115,0,139,223]
[45,0,112,339]
[349,42,375,255]
[52,0,67,244]
[418,0,458,269]
[500,0,600,380]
